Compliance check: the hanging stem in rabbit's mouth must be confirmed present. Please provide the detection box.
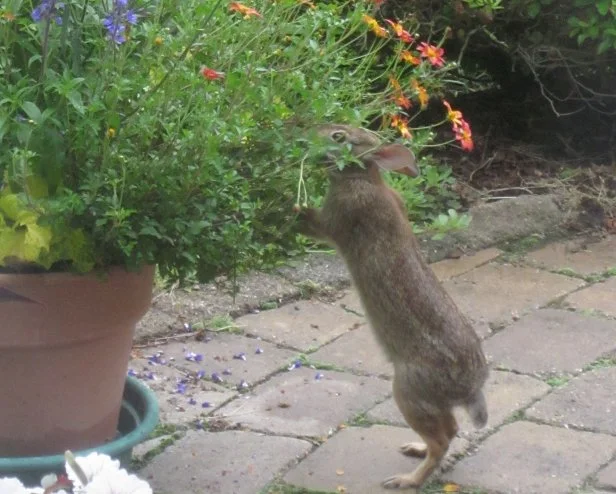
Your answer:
[296,153,309,208]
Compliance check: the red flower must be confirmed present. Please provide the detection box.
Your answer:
[384,19,414,43]
[201,67,224,80]
[454,121,474,151]
[417,42,445,67]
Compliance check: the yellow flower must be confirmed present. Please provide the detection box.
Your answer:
[411,79,429,109]
[106,128,116,139]
[154,36,163,46]
[362,14,388,38]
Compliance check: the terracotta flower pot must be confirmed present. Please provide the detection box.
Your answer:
[0,265,155,457]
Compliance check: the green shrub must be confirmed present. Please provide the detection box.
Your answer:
[0,0,474,283]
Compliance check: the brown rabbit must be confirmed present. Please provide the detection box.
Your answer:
[299,124,489,491]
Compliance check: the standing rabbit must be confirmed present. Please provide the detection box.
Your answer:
[298,124,489,491]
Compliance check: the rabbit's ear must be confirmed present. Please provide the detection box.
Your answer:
[370,144,418,177]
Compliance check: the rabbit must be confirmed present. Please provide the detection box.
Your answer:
[298,124,489,492]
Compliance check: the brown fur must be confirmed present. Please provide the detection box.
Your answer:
[299,125,489,491]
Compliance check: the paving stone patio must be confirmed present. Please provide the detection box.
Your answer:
[129,233,616,494]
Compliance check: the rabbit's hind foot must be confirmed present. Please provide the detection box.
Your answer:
[382,473,420,491]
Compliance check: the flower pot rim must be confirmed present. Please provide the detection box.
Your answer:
[0,264,155,281]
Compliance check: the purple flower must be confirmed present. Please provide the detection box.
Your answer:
[211,372,223,384]
[188,397,197,405]
[185,352,204,363]
[148,351,166,365]
[196,369,206,379]
[145,371,155,380]
[255,347,264,355]
[233,352,247,361]
[31,0,64,25]
[288,359,302,371]
[201,401,211,408]
[103,0,138,44]
[127,369,137,377]
[315,372,324,381]
[176,379,188,394]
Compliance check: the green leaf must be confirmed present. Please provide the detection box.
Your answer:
[66,90,85,114]
[21,101,42,124]
[0,194,23,221]
[527,2,541,18]
[22,222,53,264]
[597,0,611,15]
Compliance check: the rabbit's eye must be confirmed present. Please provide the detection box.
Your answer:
[330,130,347,143]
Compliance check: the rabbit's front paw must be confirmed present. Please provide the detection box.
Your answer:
[399,442,427,458]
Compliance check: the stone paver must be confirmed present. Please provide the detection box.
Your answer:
[483,309,616,375]
[528,236,616,275]
[129,358,236,424]
[157,333,298,388]
[214,368,390,437]
[527,367,616,434]
[235,300,364,352]
[430,247,502,281]
[597,460,616,489]
[443,263,584,325]
[132,235,616,493]
[443,421,616,494]
[141,430,312,494]
[284,425,469,494]
[367,370,550,435]
[310,325,393,378]
[566,277,616,317]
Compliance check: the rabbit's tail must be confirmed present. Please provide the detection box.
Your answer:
[464,389,488,429]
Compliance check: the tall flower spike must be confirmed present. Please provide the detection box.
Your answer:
[31,0,64,25]
[103,0,138,44]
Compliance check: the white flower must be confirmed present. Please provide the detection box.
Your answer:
[82,468,153,494]
[0,478,44,494]
[66,452,121,487]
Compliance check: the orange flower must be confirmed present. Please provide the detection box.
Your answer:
[417,42,445,67]
[384,19,414,43]
[362,14,388,38]
[443,100,464,128]
[400,50,421,65]
[394,94,412,110]
[1,10,15,21]
[229,2,262,18]
[201,67,225,80]
[391,114,412,139]
[388,75,402,92]
[411,79,429,109]
[454,121,474,151]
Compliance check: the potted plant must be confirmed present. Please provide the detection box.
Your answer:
[0,0,474,457]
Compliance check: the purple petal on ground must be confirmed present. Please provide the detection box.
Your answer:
[127,369,137,377]
[222,368,233,375]
[201,401,211,408]
[211,372,223,384]
[233,352,247,361]
[196,369,206,379]
[188,398,197,405]
[315,372,324,380]
[237,380,249,390]
[255,347,264,354]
